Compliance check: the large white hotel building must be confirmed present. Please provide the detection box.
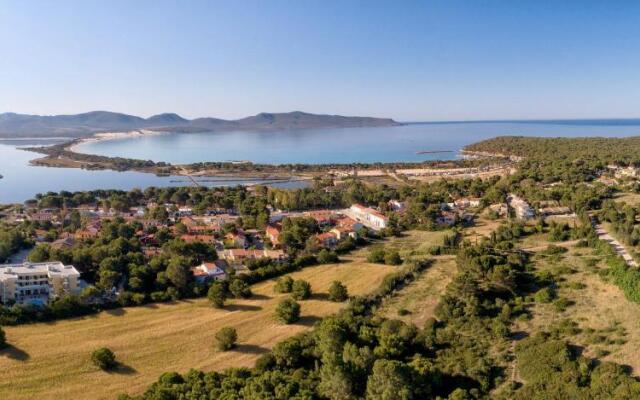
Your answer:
[0,262,81,304]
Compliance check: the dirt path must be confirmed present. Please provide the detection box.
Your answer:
[593,222,638,267]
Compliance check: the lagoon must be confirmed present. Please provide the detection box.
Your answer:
[4,120,640,204]
[0,144,306,204]
[76,121,640,164]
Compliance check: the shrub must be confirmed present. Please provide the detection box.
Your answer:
[384,250,402,266]
[534,287,555,303]
[207,283,226,308]
[274,276,294,293]
[91,347,116,370]
[0,327,6,349]
[215,327,238,351]
[229,279,252,298]
[542,244,568,255]
[275,298,301,324]
[317,249,339,264]
[328,281,349,302]
[291,280,312,300]
[367,247,386,263]
[553,297,574,312]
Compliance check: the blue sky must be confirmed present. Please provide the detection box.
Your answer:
[1,0,640,121]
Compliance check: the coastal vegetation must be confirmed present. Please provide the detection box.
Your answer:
[7,135,640,398]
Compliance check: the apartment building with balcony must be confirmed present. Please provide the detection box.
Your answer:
[0,262,81,305]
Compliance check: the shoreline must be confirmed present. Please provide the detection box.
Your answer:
[11,132,514,186]
[68,129,166,153]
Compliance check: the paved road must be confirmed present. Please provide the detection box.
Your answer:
[594,223,638,267]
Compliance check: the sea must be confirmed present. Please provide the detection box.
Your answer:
[3,120,640,203]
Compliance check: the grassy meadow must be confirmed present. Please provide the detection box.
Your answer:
[0,260,394,400]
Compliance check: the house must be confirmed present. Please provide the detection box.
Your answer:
[180,234,216,244]
[30,209,56,222]
[538,206,572,217]
[304,210,339,226]
[508,194,535,220]
[225,231,247,248]
[316,232,338,248]
[454,198,482,209]
[488,203,508,218]
[348,204,388,230]
[330,226,357,240]
[51,236,76,250]
[34,229,49,242]
[266,224,282,248]
[335,216,363,232]
[75,225,100,240]
[142,246,162,257]
[191,260,227,283]
[388,200,407,212]
[220,249,287,269]
[436,211,457,226]
[0,262,81,304]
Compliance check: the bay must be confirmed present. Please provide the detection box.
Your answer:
[4,120,640,204]
[76,121,640,164]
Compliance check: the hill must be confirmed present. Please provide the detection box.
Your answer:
[0,111,400,138]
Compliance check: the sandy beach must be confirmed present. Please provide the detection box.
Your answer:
[68,129,165,152]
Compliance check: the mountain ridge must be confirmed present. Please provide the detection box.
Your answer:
[0,110,400,138]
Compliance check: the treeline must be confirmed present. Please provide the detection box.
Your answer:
[26,142,167,171]
[0,222,31,262]
[466,135,640,166]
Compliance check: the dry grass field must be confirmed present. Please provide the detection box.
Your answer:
[378,256,456,326]
[376,222,502,326]
[0,261,394,400]
[515,238,640,376]
[614,192,640,206]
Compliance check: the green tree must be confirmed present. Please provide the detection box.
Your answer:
[328,281,349,302]
[229,279,252,298]
[166,258,189,292]
[275,298,301,324]
[91,347,117,370]
[215,327,238,351]
[366,359,413,400]
[207,283,226,308]
[291,279,312,300]
[274,276,294,293]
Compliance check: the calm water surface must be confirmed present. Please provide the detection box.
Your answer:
[0,143,305,204]
[4,121,640,203]
[77,122,640,164]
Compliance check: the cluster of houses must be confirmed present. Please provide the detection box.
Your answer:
[438,197,481,226]
[2,195,509,304]
[266,208,366,251]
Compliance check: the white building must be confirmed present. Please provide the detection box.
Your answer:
[0,262,81,305]
[348,204,389,230]
[191,260,227,283]
[508,194,535,220]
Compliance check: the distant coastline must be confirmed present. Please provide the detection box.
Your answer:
[0,110,401,139]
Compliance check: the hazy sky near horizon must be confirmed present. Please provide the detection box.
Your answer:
[2,0,640,121]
